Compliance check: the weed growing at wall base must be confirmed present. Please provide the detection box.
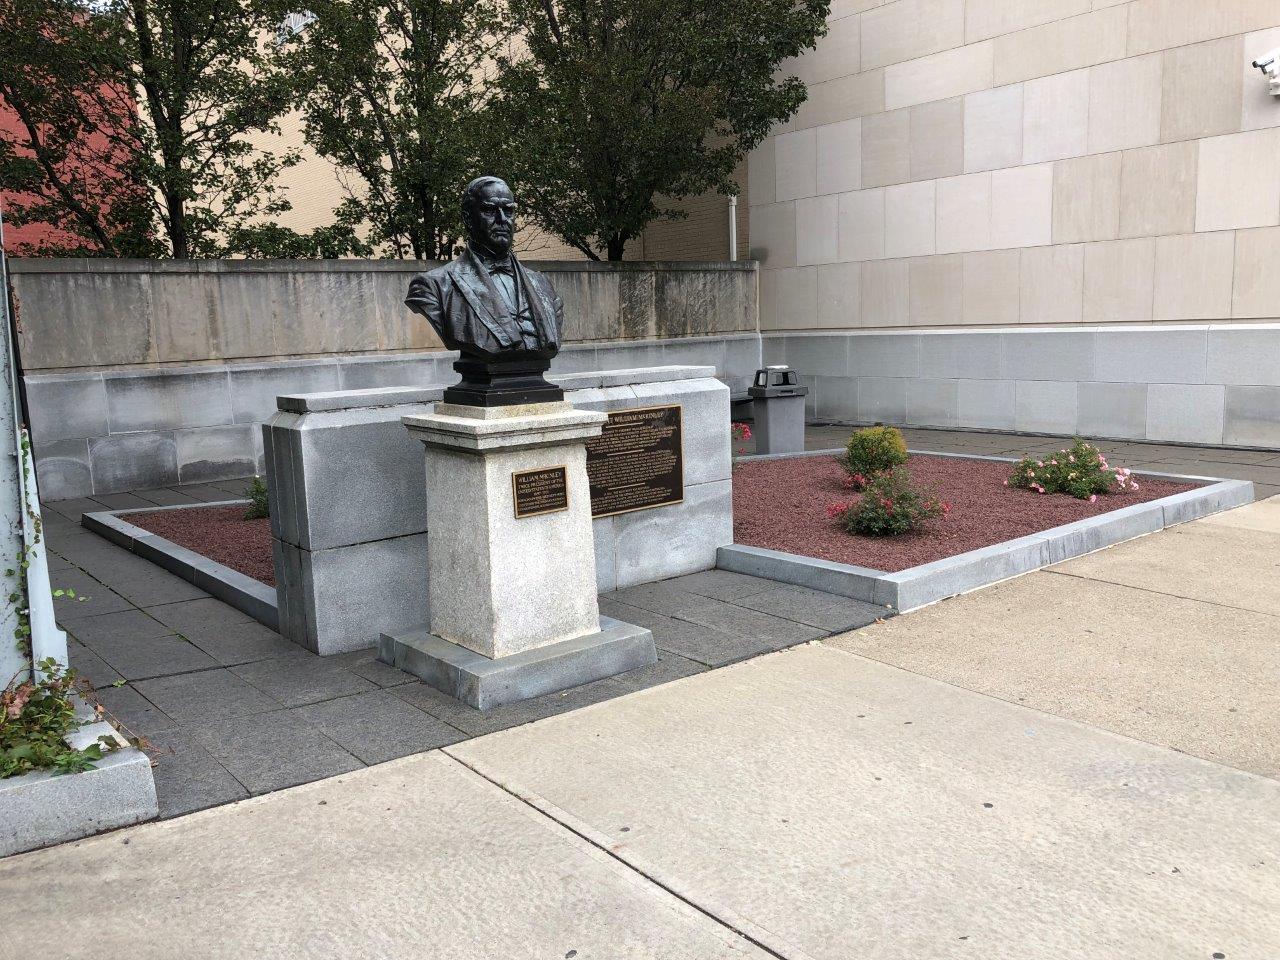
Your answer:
[1,659,118,779]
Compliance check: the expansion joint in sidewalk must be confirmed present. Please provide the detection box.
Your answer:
[439,750,797,960]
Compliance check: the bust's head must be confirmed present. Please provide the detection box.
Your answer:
[462,176,517,258]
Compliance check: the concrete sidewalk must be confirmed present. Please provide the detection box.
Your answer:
[2,642,1276,959]
[831,496,1280,779]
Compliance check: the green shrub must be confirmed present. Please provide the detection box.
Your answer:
[1,659,118,779]
[1008,439,1137,501]
[840,426,908,486]
[827,467,949,537]
[244,475,270,520]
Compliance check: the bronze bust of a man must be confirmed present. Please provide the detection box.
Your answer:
[406,176,564,406]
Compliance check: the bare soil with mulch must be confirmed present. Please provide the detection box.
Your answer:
[731,454,1197,573]
[129,505,276,587]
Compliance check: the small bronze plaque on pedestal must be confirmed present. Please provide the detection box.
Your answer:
[586,404,684,518]
[512,465,569,518]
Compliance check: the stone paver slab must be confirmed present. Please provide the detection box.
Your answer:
[292,690,464,765]
[135,668,280,724]
[145,596,255,633]
[230,657,377,708]
[1050,522,1280,617]
[450,645,1280,960]
[90,632,219,682]
[91,685,176,736]
[190,710,362,795]
[0,753,770,960]
[143,727,249,819]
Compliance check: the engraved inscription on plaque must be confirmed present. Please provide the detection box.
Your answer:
[512,466,569,518]
[586,404,684,518]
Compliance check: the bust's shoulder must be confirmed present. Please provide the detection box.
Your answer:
[521,263,558,292]
[410,259,461,286]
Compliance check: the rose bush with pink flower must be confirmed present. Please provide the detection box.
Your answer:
[829,467,947,536]
[1008,439,1139,500]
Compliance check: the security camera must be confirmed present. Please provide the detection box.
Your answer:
[1253,47,1280,96]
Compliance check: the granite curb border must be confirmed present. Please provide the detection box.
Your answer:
[719,449,1255,612]
[0,696,158,858]
[82,504,279,630]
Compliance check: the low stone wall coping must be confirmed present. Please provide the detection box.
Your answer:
[10,258,759,275]
[278,385,447,413]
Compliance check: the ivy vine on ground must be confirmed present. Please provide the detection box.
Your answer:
[1,658,119,779]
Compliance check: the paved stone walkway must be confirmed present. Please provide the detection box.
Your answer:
[41,492,886,819]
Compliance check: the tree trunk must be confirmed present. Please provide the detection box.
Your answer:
[606,235,626,260]
[165,190,189,259]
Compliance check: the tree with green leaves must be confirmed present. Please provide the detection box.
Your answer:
[0,0,159,257]
[274,0,510,260]
[493,0,829,260]
[115,0,304,257]
[1,0,339,258]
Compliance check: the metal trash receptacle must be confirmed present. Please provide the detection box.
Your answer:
[747,366,808,454]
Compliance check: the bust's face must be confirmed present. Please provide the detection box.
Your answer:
[467,181,517,257]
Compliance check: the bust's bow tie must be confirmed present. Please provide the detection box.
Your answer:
[485,256,514,277]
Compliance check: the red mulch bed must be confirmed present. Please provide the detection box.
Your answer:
[732,454,1197,573]
[124,453,1198,586]
[129,506,276,587]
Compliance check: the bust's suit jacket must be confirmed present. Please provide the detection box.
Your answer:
[405,248,563,360]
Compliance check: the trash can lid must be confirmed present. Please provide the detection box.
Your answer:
[748,365,809,398]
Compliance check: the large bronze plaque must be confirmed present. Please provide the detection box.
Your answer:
[512,466,569,518]
[586,404,684,518]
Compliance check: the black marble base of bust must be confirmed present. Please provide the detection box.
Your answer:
[442,355,564,407]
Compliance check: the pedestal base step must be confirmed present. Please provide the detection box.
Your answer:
[378,617,657,711]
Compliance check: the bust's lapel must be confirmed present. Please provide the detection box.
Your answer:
[512,256,557,345]
[453,250,519,348]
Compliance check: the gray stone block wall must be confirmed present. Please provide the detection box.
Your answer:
[9,259,758,372]
[30,333,761,499]
[265,368,732,655]
[765,324,1280,449]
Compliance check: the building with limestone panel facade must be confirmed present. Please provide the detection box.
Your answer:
[749,0,1280,448]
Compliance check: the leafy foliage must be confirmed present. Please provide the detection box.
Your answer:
[244,475,270,520]
[492,0,830,259]
[1,659,117,780]
[114,0,303,257]
[0,0,160,256]
[2,0,307,258]
[1009,439,1139,500]
[827,468,949,537]
[274,0,509,259]
[839,426,908,486]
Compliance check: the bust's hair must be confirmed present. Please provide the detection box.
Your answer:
[461,176,510,221]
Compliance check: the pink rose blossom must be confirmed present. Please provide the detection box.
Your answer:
[1088,494,1098,503]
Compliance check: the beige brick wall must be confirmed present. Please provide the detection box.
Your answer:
[753,0,1280,332]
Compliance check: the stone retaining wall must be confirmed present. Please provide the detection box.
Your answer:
[765,324,1280,448]
[29,334,760,499]
[9,258,758,372]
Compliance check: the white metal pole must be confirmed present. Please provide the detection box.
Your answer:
[0,203,67,679]
[728,194,738,261]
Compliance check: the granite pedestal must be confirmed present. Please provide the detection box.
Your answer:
[380,400,656,709]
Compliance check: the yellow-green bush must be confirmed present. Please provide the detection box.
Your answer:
[840,426,908,485]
